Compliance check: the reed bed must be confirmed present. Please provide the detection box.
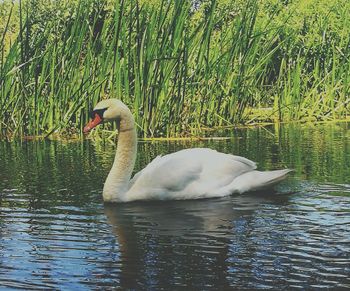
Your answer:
[0,0,349,138]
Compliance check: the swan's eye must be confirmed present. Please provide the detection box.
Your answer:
[90,108,107,119]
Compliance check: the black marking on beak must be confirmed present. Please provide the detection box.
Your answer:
[89,108,108,120]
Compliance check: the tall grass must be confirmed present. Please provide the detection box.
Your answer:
[0,0,349,138]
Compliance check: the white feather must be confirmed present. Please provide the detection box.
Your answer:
[125,148,290,201]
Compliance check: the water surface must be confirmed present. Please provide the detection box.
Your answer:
[0,123,349,289]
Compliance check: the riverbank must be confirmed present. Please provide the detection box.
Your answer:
[1,118,349,141]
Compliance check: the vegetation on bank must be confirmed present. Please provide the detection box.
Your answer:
[0,0,349,138]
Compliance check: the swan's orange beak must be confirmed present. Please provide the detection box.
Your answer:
[83,114,103,133]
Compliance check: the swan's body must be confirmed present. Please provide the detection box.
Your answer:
[84,99,291,203]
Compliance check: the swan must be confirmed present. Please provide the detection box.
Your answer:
[83,99,292,202]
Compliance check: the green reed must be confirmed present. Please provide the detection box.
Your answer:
[0,0,349,138]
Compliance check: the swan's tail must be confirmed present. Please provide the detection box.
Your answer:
[232,169,293,194]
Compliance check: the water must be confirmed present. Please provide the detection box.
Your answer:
[0,123,349,290]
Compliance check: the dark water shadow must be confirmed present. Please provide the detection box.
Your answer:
[103,191,292,289]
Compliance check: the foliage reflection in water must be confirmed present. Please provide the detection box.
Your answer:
[0,123,349,289]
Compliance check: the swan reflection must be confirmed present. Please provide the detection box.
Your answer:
[104,192,290,289]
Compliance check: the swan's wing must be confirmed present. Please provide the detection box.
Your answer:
[229,155,257,170]
[174,148,257,178]
[130,153,202,193]
[128,148,257,200]
[128,156,164,188]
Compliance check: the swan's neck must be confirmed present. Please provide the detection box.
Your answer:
[103,113,137,202]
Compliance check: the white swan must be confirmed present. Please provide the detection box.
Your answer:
[84,99,292,202]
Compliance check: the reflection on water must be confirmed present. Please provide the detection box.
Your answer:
[0,123,349,289]
[103,194,292,290]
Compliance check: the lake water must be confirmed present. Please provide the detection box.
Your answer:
[0,123,349,290]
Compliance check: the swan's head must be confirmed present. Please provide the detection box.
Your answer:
[83,99,127,133]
